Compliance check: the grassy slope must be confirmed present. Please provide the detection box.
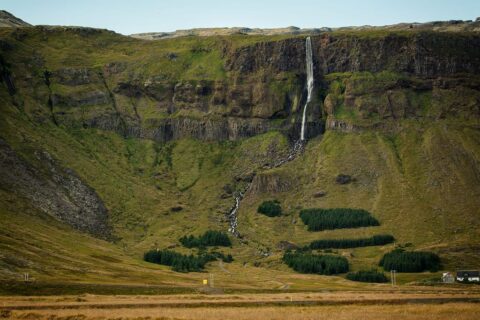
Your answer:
[238,122,480,272]
[0,27,479,290]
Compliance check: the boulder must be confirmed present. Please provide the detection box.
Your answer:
[313,191,327,198]
[336,174,352,184]
[276,241,299,251]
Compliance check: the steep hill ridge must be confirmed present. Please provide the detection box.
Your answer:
[131,18,480,39]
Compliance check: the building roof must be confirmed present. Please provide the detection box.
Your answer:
[456,270,480,277]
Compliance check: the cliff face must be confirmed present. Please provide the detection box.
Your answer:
[2,28,478,145]
[228,32,480,76]
[227,32,480,129]
[40,32,480,141]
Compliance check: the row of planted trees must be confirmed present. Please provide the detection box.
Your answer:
[179,230,232,248]
[143,200,441,279]
[281,248,440,282]
[144,230,233,272]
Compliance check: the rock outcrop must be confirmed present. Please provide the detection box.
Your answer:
[0,139,111,239]
[250,171,292,194]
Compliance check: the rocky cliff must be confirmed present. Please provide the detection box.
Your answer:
[0,139,111,239]
[3,27,478,146]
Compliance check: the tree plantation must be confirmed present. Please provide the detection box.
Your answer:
[308,234,395,249]
[379,249,441,272]
[179,230,232,248]
[346,270,389,283]
[143,249,232,272]
[300,208,380,231]
[282,252,349,275]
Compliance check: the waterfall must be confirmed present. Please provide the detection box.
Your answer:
[300,36,314,141]
[225,37,315,238]
[227,192,241,236]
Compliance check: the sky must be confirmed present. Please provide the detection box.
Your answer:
[2,0,480,35]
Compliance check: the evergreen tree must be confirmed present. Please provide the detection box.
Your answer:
[379,249,440,272]
[309,234,394,249]
[282,252,349,275]
[346,270,389,283]
[257,200,282,217]
[179,230,231,248]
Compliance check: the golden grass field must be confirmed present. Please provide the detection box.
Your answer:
[1,290,480,320]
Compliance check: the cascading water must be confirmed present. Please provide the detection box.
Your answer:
[226,37,314,238]
[300,36,314,141]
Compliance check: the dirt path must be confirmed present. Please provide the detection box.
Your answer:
[218,260,231,274]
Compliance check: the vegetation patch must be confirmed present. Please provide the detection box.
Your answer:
[346,270,389,283]
[179,230,232,248]
[308,234,394,250]
[144,249,232,272]
[257,200,282,217]
[379,249,441,272]
[282,252,349,275]
[299,208,380,231]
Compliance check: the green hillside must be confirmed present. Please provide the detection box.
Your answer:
[0,24,479,293]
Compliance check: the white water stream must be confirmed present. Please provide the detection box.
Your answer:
[300,36,314,141]
[226,37,314,237]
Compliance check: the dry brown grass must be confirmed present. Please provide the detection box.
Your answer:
[4,303,480,320]
[2,291,480,320]
[2,290,480,306]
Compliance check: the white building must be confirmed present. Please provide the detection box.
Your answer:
[442,272,455,283]
[456,270,480,282]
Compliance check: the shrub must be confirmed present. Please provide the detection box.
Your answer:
[346,270,389,283]
[309,234,394,249]
[282,252,349,275]
[379,249,440,272]
[299,208,380,231]
[179,230,231,248]
[222,254,234,263]
[257,200,282,217]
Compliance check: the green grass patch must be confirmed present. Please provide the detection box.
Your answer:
[0,281,196,296]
